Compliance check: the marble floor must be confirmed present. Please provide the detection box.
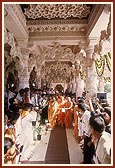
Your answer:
[20,125,83,166]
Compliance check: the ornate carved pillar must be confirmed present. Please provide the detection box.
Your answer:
[98,77,104,92]
[71,60,85,98]
[86,62,98,98]
[99,30,111,56]
[36,69,41,88]
[19,70,30,89]
[71,78,76,94]
[18,48,30,89]
[76,74,85,98]
[85,42,98,98]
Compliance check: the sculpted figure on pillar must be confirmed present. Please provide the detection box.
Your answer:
[4,51,13,70]
[92,44,100,60]
[71,60,85,96]
[17,48,31,89]
[28,53,36,73]
[71,60,81,79]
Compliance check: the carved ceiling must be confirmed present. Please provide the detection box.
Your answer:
[4,3,111,90]
[19,4,94,34]
[20,4,93,20]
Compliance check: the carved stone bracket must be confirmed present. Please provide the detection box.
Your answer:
[4,27,22,58]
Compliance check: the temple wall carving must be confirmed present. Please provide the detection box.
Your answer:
[40,61,72,85]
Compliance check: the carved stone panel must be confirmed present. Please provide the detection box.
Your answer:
[40,61,72,86]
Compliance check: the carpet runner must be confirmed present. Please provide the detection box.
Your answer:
[44,125,70,164]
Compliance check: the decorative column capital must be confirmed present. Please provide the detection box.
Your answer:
[78,41,87,58]
[20,48,31,62]
[17,38,29,48]
[86,45,94,61]
[20,48,30,55]
[86,37,99,59]
[86,37,99,47]
[79,41,87,50]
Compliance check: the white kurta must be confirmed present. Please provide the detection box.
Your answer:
[20,111,37,159]
[82,110,91,137]
[94,131,111,164]
[15,117,22,145]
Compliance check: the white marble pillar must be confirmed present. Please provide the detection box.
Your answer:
[35,67,42,88]
[71,78,76,94]
[85,45,98,98]
[86,61,98,98]
[19,75,30,89]
[98,77,104,92]
[76,74,85,98]
[18,48,30,89]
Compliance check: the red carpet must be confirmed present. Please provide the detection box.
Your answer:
[45,125,70,164]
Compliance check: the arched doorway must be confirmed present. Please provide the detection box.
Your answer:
[55,84,64,94]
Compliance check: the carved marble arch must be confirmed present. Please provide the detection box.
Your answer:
[55,84,64,94]
[29,67,37,89]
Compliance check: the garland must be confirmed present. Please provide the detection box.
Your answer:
[105,52,111,72]
[80,71,86,80]
[108,51,111,59]
[95,56,105,77]
[95,52,111,77]
[104,77,111,83]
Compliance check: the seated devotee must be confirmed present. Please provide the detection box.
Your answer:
[89,114,111,164]
[4,113,20,149]
[4,137,18,164]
